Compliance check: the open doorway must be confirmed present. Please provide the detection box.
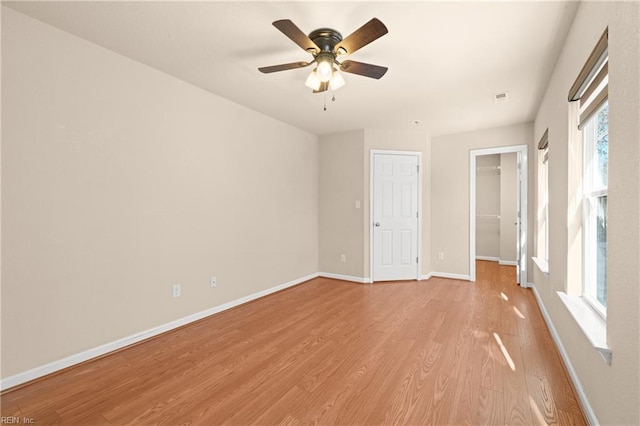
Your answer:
[469,145,528,286]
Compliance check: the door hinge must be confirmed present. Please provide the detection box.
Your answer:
[416,257,419,264]
[417,165,420,172]
[416,212,418,218]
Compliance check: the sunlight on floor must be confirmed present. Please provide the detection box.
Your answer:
[500,292,509,301]
[513,306,526,319]
[493,332,516,371]
[530,395,546,424]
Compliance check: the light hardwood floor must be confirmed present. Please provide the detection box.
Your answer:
[1,261,585,425]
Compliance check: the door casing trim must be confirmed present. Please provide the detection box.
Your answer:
[469,145,528,285]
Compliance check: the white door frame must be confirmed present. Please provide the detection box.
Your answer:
[369,150,423,283]
[469,145,528,286]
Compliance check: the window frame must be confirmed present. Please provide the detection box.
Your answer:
[581,99,608,318]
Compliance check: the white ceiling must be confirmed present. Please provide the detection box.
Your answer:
[4,1,579,136]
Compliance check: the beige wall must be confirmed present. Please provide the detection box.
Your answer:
[1,8,319,378]
[499,153,517,262]
[431,123,533,276]
[532,1,639,424]
[319,131,365,278]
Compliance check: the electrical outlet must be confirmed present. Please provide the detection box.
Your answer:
[437,251,445,261]
[355,200,361,209]
[210,276,217,288]
[172,284,181,298]
[340,254,346,263]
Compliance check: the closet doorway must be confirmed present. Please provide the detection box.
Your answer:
[469,145,528,286]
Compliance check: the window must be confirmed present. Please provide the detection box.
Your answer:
[569,28,609,317]
[560,27,611,363]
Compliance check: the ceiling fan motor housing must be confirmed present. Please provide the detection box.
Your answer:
[308,28,343,55]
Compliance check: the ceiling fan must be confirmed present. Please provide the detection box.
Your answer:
[258,18,389,93]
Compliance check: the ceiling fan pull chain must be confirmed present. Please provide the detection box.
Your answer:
[324,93,327,111]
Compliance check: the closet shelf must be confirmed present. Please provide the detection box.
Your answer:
[476,166,501,172]
[476,214,501,219]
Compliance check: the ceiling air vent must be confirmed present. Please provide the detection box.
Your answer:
[493,92,509,103]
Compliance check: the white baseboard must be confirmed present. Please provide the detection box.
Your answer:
[475,257,518,267]
[530,284,598,426]
[329,273,432,283]
[476,256,500,262]
[476,256,518,266]
[0,272,319,391]
[319,272,369,284]
[430,271,472,281]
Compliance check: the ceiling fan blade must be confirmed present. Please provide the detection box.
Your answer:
[340,60,388,79]
[335,18,388,55]
[313,81,329,93]
[258,61,311,74]
[273,20,320,54]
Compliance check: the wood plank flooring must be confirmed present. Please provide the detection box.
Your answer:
[1,261,586,425]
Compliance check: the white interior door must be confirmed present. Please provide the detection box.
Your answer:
[372,153,419,281]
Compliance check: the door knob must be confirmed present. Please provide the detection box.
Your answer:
[375,222,381,227]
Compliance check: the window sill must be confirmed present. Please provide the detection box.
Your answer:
[532,257,549,278]
[557,291,611,365]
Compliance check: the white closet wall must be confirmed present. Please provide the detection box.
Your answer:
[476,155,501,259]
[476,154,518,263]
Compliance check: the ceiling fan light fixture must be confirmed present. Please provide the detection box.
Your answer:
[329,70,345,91]
[305,70,322,91]
[316,59,333,83]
